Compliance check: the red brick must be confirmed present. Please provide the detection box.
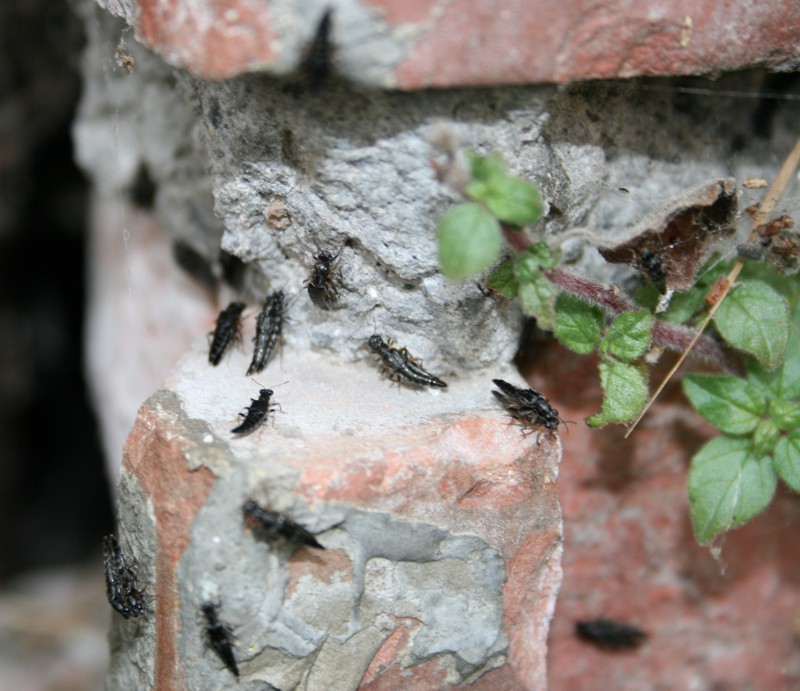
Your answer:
[126,0,800,85]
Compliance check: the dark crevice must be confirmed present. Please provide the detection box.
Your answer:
[0,0,112,581]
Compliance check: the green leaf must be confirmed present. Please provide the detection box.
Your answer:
[682,375,767,435]
[464,152,543,227]
[438,203,502,280]
[753,419,780,456]
[688,436,777,544]
[713,280,789,370]
[633,283,660,312]
[514,244,560,284]
[587,360,649,427]
[465,153,504,205]
[465,180,490,203]
[774,432,800,492]
[514,253,540,284]
[466,151,507,182]
[770,298,800,398]
[486,260,518,297]
[661,289,707,324]
[736,295,798,398]
[519,274,557,330]
[770,398,800,432]
[554,292,604,355]
[482,175,543,227]
[603,311,653,362]
[778,343,800,400]
[746,358,783,399]
[525,241,560,269]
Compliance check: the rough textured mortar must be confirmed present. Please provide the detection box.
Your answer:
[75,4,800,382]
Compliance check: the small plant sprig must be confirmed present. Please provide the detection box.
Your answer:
[436,148,800,545]
[682,298,799,543]
[438,152,544,280]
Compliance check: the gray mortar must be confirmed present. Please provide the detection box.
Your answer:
[179,485,507,688]
[173,411,508,687]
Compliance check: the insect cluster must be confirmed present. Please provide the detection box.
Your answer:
[200,239,448,434]
[102,499,326,679]
[204,290,288,435]
[102,535,147,620]
[125,248,566,675]
[174,236,562,678]
[209,295,287,373]
[491,378,563,434]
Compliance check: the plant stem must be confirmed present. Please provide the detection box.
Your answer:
[503,224,738,370]
[544,267,739,371]
[544,267,637,313]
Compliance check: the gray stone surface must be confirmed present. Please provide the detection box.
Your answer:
[179,503,507,686]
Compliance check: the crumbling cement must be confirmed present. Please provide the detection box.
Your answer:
[74,4,799,379]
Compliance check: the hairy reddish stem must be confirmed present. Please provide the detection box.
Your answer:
[498,224,738,372]
[545,267,637,313]
[544,267,739,373]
